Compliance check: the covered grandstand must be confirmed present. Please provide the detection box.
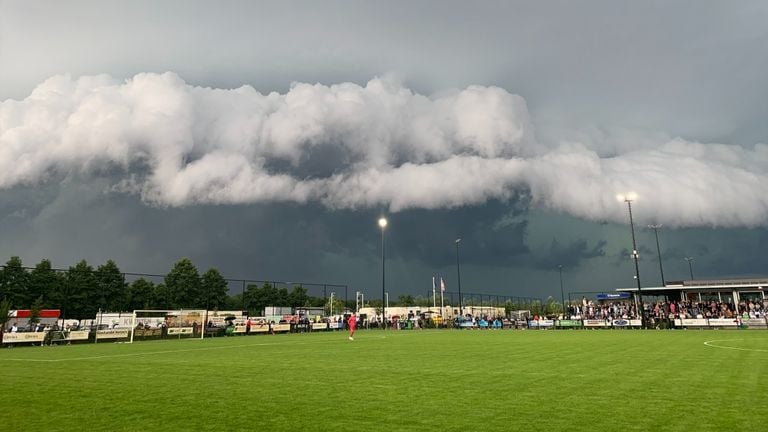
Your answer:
[617,277,767,307]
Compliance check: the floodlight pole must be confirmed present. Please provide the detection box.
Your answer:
[685,257,695,280]
[623,197,644,326]
[379,217,388,329]
[558,265,566,318]
[456,238,463,317]
[648,224,666,286]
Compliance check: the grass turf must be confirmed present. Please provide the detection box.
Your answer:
[1,329,766,431]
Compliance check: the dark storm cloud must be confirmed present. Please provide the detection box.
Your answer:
[2,1,768,300]
[535,238,607,270]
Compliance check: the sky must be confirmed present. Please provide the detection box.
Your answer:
[1,0,768,303]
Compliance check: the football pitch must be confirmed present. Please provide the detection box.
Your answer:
[1,330,766,431]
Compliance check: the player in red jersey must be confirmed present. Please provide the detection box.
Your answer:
[348,313,357,341]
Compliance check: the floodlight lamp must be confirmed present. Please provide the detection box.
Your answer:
[378,217,388,229]
[617,192,637,202]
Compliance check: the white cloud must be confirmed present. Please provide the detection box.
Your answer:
[2,72,767,227]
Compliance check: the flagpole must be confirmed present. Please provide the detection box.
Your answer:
[440,277,445,328]
[432,277,436,309]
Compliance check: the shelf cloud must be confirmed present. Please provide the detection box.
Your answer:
[2,72,767,227]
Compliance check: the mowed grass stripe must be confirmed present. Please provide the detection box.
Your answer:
[0,330,765,431]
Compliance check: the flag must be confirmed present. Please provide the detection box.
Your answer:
[440,277,445,293]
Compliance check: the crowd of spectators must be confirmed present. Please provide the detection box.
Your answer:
[649,298,767,320]
[563,297,768,322]
[565,300,640,320]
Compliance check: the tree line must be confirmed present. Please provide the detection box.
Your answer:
[0,256,343,320]
[0,255,551,322]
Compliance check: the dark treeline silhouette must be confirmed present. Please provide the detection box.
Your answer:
[0,256,341,319]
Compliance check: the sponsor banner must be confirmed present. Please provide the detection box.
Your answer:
[583,319,609,327]
[329,322,344,329]
[527,320,554,328]
[311,323,328,330]
[629,319,642,326]
[11,309,61,319]
[167,327,194,335]
[3,332,46,343]
[612,319,630,327]
[96,329,130,339]
[557,320,583,327]
[596,292,631,300]
[66,330,90,341]
[675,318,709,327]
[708,319,738,327]
[744,318,768,328]
[233,325,248,333]
[134,328,163,337]
[251,325,270,333]
[271,324,291,332]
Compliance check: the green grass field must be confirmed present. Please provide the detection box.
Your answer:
[1,329,766,431]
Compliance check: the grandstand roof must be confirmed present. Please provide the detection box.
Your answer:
[617,277,768,293]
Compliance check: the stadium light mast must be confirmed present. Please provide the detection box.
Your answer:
[455,238,463,317]
[378,217,388,329]
[684,256,695,280]
[558,265,566,318]
[648,224,666,286]
[617,193,644,326]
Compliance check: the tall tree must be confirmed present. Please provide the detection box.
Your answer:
[243,283,262,315]
[397,294,415,306]
[165,258,202,308]
[28,259,61,308]
[288,285,310,308]
[28,296,44,331]
[96,260,127,311]
[244,282,279,315]
[0,256,30,308]
[127,278,156,311]
[61,260,99,319]
[277,286,290,306]
[200,268,229,310]
[153,283,172,310]
[226,292,245,311]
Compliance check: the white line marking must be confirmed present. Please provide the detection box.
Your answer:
[0,335,388,362]
[703,339,768,353]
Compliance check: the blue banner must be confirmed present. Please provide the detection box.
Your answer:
[596,292,631,300]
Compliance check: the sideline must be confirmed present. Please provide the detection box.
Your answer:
[0,334,387,363]
[703,339,768,353]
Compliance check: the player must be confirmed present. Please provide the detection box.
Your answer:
[348,312,357,341]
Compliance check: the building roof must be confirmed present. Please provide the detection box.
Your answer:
[617,277,768,293]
